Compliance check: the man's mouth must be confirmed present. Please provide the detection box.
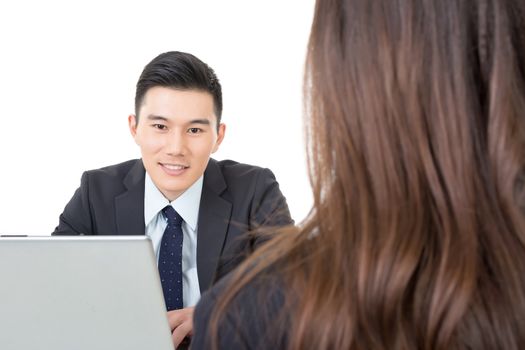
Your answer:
[160,163,189,170]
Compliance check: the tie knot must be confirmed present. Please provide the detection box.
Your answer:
[162,206,183,227]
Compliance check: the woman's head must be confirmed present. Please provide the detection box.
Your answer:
[303,0,525,347]
[211,1,525,349]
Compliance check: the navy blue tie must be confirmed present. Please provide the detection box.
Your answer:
[159,206,184,311]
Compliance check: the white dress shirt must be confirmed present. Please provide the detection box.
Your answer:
[144,173,202,308]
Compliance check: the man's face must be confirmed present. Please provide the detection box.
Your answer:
[129,87,225,201]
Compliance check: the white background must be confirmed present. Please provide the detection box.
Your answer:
[0,0,315,235]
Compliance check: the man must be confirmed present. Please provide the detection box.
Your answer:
[53,51,292,348]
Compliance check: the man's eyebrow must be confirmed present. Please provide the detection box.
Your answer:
[146,114,168,121]
[145,115,212,125]
[189,119,211,125]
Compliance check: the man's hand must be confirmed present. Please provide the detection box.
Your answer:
[167,306,194,348]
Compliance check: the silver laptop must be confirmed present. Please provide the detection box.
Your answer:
[0,236,174,350]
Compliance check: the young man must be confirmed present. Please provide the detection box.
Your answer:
[53,51,292,348]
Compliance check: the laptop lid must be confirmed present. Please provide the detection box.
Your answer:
[0,236,174,350]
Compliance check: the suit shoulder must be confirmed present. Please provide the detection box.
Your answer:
[85,159,141,179]
[210,159,283,205]
[80,159,144,195]
[214,159,272,181]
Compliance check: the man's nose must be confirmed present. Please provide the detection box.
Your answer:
[165,133,186,156]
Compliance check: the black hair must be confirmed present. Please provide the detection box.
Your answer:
[135,51,223,125]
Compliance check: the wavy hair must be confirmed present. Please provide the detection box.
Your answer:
[210,0,525,348]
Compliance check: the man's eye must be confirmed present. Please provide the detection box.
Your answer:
[188,128,202,134]
[153,124,167,130]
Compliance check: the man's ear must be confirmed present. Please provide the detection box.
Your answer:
[128,114,138,137]
[212,123,226,153]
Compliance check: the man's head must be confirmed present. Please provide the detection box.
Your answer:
[129,51,226,201]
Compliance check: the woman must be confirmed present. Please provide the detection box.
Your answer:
[192,0,525,348]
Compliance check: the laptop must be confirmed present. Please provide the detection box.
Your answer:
[0,236,174,350]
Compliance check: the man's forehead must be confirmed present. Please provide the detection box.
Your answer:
[142,86,213,103]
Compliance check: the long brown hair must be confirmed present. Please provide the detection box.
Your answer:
[210,0,525,348]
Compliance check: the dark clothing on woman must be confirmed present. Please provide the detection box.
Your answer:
[192,271,289,349]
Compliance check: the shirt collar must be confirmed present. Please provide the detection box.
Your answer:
[144,173,203,231]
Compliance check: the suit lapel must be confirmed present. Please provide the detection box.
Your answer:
[197,160,232,291]
[115,160,146,236]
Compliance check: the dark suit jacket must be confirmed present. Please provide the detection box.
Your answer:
[53,158,292,292]
[192,269,289,349]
